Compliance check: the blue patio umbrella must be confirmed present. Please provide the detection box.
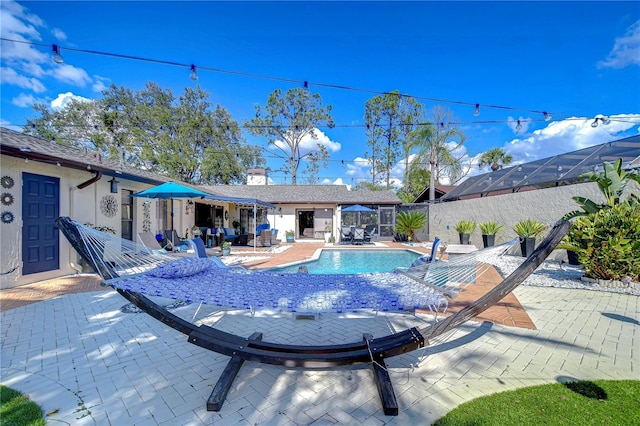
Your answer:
[132,182,210,229]
[131,181,210,199]
[342,204,375,212]
[342,204,375,227]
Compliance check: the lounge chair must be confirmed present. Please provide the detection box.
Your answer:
[138,232,169,253]
[163,229,190,251]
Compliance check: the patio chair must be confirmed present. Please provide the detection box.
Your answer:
[352,228,365,245]
[138,232,169,254]
[190,237,210,258]
[163,229,190,252]
[340,227,353,244]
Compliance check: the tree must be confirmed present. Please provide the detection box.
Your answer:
[245,88,334,185]
[478,147,513,171]
[363,90,423,189]
[396,167,431,203]
[24,82,262,184]
[410,106,466,202]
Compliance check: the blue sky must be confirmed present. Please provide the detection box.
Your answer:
[1,1,639,186]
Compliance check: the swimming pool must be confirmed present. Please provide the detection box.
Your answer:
[273,249,421,274]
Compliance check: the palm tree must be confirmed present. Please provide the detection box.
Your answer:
[478,147,513,171]
[410,107,466,202]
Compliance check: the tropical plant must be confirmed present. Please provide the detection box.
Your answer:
[478,147,513,171]
[285,230,295,237]
[513,218,545,238]
[245,88,334,185]
[479,221,503,235]
[558,203,640,281]
[220,241,232,249]
[395,211,427,242]
[409,106,466,202]
[563,158,640,220]
[454,220,476,234]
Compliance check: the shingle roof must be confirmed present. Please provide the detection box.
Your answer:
[1,127,170,184]
[203,184,401,205]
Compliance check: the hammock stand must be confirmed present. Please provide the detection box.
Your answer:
[56,216,570,416]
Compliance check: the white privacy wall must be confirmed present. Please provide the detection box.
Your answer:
[428,181,639,246]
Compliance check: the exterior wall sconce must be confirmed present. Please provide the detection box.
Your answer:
[279,207,283,217]
[109,177,119,193]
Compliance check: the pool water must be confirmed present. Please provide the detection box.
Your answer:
[273,249,421,274]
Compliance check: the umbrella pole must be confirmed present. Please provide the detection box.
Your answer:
[253,203,257,252]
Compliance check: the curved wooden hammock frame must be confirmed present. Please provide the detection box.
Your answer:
[56,217,571,416]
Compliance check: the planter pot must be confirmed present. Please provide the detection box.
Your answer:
[221,248,231,256]
[459,233,471,245]
[482,234,495,248]
[519,237,536,258]
[286,235,295,243]
[567,250,580,265]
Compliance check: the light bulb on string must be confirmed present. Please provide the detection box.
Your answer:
[543,112,552,121]
[52,44,64,64]
[591,118,599,128]
[474,104,480,116]
[189,64,198,81]
[602,117,611,125]
[516,120,522,131]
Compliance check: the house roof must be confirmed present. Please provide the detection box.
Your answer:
[412,185,455,203]
[202,184,401,205]
[1,127,170,185]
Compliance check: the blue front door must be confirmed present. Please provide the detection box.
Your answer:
[22,172,60,275]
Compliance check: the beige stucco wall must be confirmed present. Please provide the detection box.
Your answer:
[0,155,166,289]
[428,180,639,246]
[266,203,337,241]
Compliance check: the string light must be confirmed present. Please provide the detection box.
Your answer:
[52,44,63,64]
[474,104,480,116]
[0,37,571,120]
[543,112,552,121]
[516,120,522,131]
[190,64,198,81]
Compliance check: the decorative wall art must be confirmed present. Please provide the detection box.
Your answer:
[142,201,151,233]
[100,195,118,218]
[1,193,14,206]
[1,211,15,224]
[1,176,15,189]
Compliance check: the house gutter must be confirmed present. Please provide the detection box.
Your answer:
[68,171,103,274]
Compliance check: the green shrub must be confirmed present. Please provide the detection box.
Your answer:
[561,203,640,281]
[513,218,545,238]
[454,220,476,234]
[479,221,503,235]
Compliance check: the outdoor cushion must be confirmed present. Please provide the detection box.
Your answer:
[147,257,214,279]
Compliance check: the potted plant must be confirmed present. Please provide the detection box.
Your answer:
[479,221,503,248]
[454,220,476,245]
[285,230,295,243]
[220,241,232,256]
[513,218,545,257]
[395,211,427,242]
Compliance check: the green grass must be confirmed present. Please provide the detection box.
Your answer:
[433,380,640,426]
[0,385,45,426]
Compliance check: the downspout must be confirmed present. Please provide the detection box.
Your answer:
[69,171,103,274]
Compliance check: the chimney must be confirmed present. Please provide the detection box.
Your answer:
[247,168,268,185]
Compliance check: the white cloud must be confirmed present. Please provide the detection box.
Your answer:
[345,156,370,177]
[48,63,92,87]
[271,128,341,156]
[598,20,640,69]
[0,67,46,92]
[50,92,90,109]
[0,1,43,40]
[505,114,640,164]
[11,92,44,108]
[92,75,110,93]
[52,28,67,41]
